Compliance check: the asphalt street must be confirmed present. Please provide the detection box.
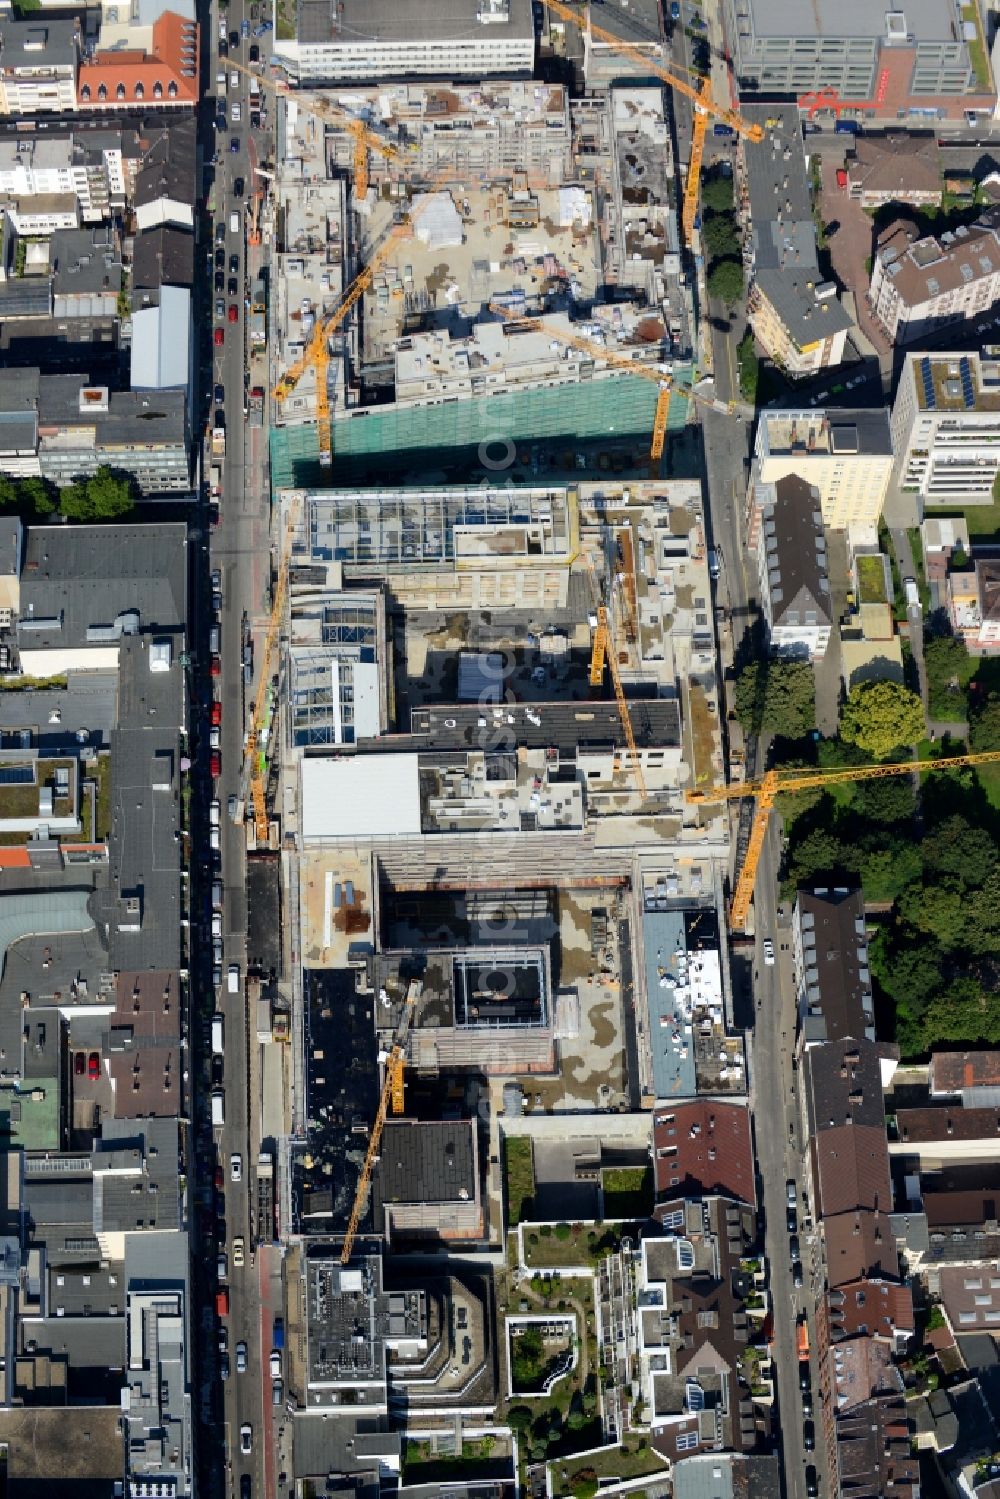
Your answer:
[193,7,275,1495]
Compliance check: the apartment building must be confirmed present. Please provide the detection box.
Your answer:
[844,132,942,210]
[722,0,994,121]
[276,0,534,86]
[0,17,79,114]
[870,218,1000,344]
[793,887,876,1048]
[739,106,851,379]
[748,407,894,544]
[322,80,571,187]
[947,558,1000,653]
[78,12,200,109]
[0,132,132,224]
[891,350,1000,504]
[0,368,189,493]
[755,474,832,660]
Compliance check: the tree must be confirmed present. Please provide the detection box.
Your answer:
[506,1405,533,1435]
[923,634,975,721]
[921,815,997,887]
[734,658,815,739]
[785,827,856,889]
[702,212,740,260]
[970,690,1000,752]
[700,175,735,213]
[852,774,916,825]
[707,258,744,305]
[840,679,925,759]
[897,878,969,951]
[0,473,56,518]
[59,466,136,522]
[736,330,759,403]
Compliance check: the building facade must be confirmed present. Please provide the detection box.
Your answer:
[755,474,833,660]
[869,219,1000,344]
[891,350,1000,504]
[0,18,79,115]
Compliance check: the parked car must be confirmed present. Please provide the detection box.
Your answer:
[214,327,224,346]
[229,28,240,46]
[236,1341,248,1374]
[233,175,244,197]
[74,1052,85,1075]
[228,277,239,297]
[214,382,225,404]
[210,654,221,676]
[210,749,222,777]
[219,1351,230,1379]
[801,1390,813,1418]
[215,247,226,269]
[88,1052,100,1079]
[228,304,239,323]
[792,1260,804,1288]
[805,1465,818,1497]
[215,270,225,292]
[231,1153,242,1182]
[789,1233,800,1261]
[240,1478,251,1499]
[229,252,240,274]
[249,43,259,61]
[230,136,240,154]
[240,1424,252,1455]
[270,1350,281,1378]
[233,1236,245,1268]
[786,1179,797,1209]
[211,700,222,726]
[762,937,775,965]
[803,1419,815,1451]
[799,1360,811,1392]
[787,1205,798,1233]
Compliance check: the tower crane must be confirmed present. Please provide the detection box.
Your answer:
[491,308,735,462]
[341,980,421,1265]
[543,0,763,242]
[688,751,1000,932]
[241,503,299,843]
[581,549,648,803]
[228,59,408,197]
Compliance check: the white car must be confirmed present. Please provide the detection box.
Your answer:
[231,100,241,122]
[762,938,775,966]
[240,1423,252,1455]
[270,1350,281,1378]
[230,1152,242,1182]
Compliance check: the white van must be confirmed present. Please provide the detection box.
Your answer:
[211,1014,225,1055]
[227,963,240,994]
[229,210,241,236]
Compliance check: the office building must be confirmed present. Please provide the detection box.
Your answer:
[755,474,833,661]
[947,558,1000,653]
[739,106,852,379]
[722,0,994,121]
[869,218,1000,345]
[275,0,535,86]
[891,350,1000,504]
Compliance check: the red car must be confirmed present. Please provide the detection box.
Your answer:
[228,304,238,323]
[211,700,222,726]
[214,1164,224,1189]
[214,327,224,346]
[210,654,221,677]
[87,1052,100,1079]
[210,750,221,777]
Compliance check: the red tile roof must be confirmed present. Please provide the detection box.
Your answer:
[930,1051,1000,1094]
[896,1106,1000,1143]
[823,1210,898,1288]
[814,1124,892,1216]
[77,11,199,108]
[652,1099,756,1206]
[827,1278,914,1341]
[107,969,181,1118]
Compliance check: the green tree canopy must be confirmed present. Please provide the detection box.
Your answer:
[970,690,1000,753]
[734,658,816,739]
[921,815,997,887]
[0,473,56,519]
[702,212,740,260]
[59,466,136,522]
[700,175,735,213]
[852,773,917,825]
[707,258,744,305]
[840,679,925,759]
[924,634,975,722]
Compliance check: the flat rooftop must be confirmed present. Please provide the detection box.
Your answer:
[761,408,892,457]
[911,352,1000,414]
[742,0,953,41]
[405,699,681,753]
[297,0,533,48]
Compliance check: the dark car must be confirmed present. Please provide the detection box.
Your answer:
[210,748,222,776]
[233,176,244,197]
[214,382,225,404]
[218,35,227,54]
[219,1352,230,1380]
[805,1465,818,1497]
[799,1360,811,1392]
[249,44,259,61]
[211,1056,224,1086]
[803,1419,815,1451]
[240,1478,251,1499]
[230,136,240,154]
[74,1051,85,1075]
[215,270,225,291]
[789,1234,800,1262]
[214,407,225,429]
[228,304,238,323]
[229,29,239,47]
[792,1260,804,1288]
[214,1164,224,1190]
[801,1390,813,1418]
[787,1205,798,1233]
[215,247,226,269]
[250,110,261,129]
[229,252,240,274]
[228,277,238,297]
[214,327,224,347]
[215,221,226,244]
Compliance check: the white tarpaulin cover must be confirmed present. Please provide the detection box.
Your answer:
[413,192,464,249]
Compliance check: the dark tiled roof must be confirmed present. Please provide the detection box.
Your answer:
[814,1124,892,1216]
[653,1100,756,1207]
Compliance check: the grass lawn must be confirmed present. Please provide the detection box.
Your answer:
[857,554,887,605]
[504,1136,535,1227]
[932,495,1000,543]
[403,1438,506,1484]
[602,1166,653,1219]
[524,1221,640,1269]
[962,3,991,89]
[552,1439,669,1497]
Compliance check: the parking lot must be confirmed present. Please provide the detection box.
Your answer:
[816,154,892,361]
